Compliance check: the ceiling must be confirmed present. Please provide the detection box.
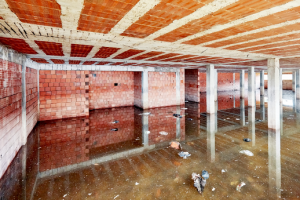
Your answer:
[1,0,300,70]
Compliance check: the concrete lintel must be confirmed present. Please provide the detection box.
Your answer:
[268,58,280,131]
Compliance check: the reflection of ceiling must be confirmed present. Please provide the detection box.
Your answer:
[1,0,300,69]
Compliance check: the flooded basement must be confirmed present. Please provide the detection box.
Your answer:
[1,90,300,200]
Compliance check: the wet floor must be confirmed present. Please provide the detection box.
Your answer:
[1,90,300,199]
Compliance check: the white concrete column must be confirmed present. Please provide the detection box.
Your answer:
[296,69,300,99]
[206,65,215,113]
[142,71,149,110]
[292,71,296,92]
[260,95,266,121]
[21,56,27,145]
[248,67,255,107]
[176,70,181,106]
[268,58,280,131]
[248,107,256,146]
[279,68,282,104]
[260,70,265,96]
[240,70,245,99]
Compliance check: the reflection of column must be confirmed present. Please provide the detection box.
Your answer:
[207,113,216,163]
[280,103,283,135]
[260,95,265,121]
[240,98,245,126]
[142,71,149,110]
[142,114,149,146]
[206,65,215,113]
[248,67,255,107]
[292,71,296,92]
[215,70,218,111]
[22,145,27,200]
[296,69,300,100]
[248,107,255,146]
[293,90,297,112]
[268,129,281,199]
[176,106,181,140]
[268,58,280,131]
[279,69,282,104]
[240,70,245,99]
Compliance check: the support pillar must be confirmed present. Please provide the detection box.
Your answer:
[240,70,245,99]
[279,68,282,104]
[176,70,181,106]
[268,58,280,131]
[248,67,255,107]
[142,71,149,110]
[21,56,27,145]
[260,70,265,97]
[296,69,300,99]
[206,65,215,113]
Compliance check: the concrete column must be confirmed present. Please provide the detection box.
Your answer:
[248,107,256,146]
[207,113,216,163]
[296,69,300,99]
[268,129,281,199]
[215,69,218,102]
[268,58,280,131]
[240,98,245,126]
[260,95,266,121]
[279,68,282,104]
[260,70,265,96]
[142,71,149,110]
[292,71,296,92]
[176,70,181,106]
[248,67,255,107]
[21,57,27,145]
[240,70,245,99]
[142,114,149,146]
[206,65,215,113]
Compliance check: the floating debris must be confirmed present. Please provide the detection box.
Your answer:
[111,128,118,131]
[159,131,168,136]
[178,151,191,159]
[63,194,68,197]
[88,193,92,196]
[236,182,246,192]
[135,182,139,185]
[212,187,215,191]
[243,138,251,142]
[221,169,226,173]
[112,120,119,123]
[239,150,254,156]
[173,114,182,118]
[170,141,181,150]
[114,195,119,199]
[187,118,193,121]
[192,171,208,194]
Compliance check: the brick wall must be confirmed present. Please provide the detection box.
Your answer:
[26,67,38,136]
[264,80,292,90]
[134,72,142,108]
[185,69,200,102]
[39,117,90,171]
[0,59,23,179]
[39,70,89,121]
[89,71,134,109]
[148,72,177,108]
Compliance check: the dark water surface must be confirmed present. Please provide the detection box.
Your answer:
[1,90,300,200]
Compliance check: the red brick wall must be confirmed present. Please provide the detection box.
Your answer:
[39,117,90,171]
[134,72,142,108]
[148,72,177,108]
[89,71,134,109]
[0,59,23,179]
[264,80,292,90]
[39,70,89,121]
[185,69,200,102]
[26,67,38,135]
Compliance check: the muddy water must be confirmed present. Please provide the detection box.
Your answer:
[1,90,300,199]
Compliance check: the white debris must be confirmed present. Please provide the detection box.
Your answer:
[63,194,67,197]
[221,169,226,173]
[239,150,254,156]
[88,193,92,196]
[114,195,119,199]
[212,187,215,191]
[135,182,139,185]
[159,131,168,135]
[236,182,246,192]
[236,118,240,120]
[178,151,191,159]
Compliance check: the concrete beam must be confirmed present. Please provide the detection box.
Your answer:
[248,67,255,107]
[240,70,245,99]
[268,58,280,131]
[206,64,215,114]
[142,71,149,110]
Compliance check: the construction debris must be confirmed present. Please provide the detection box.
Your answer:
[239,150,254,156]
[178,151,191,159]
[170,141,181,150]
[236,182,246,192]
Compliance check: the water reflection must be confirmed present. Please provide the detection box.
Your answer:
[3,90,300,199]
